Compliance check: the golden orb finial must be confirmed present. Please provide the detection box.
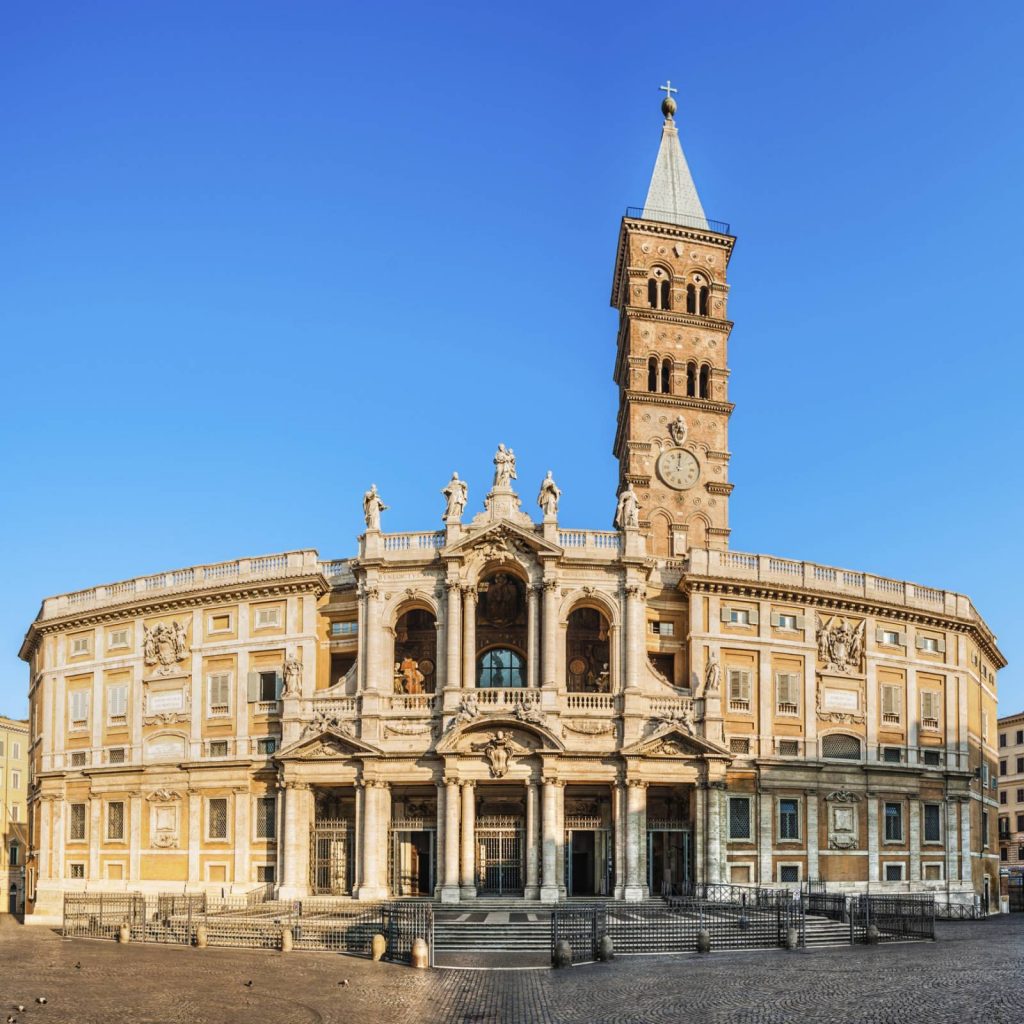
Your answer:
[659,80,678,120]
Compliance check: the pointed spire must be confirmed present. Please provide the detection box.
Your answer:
[641,82,709,230]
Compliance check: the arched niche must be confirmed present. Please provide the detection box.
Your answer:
[393,603,438,694]
[565,605,611,693]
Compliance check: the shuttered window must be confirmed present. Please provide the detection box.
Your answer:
[881,685,902,723]
[107,685,128,722]
[70,691,90,726]
[920,691,941,729]
[776,673,800,715]
[208,673,231,716]
[728,670,752,711]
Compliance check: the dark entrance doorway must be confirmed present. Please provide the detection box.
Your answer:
[647,829,691,896]
[475,816,524,895]
[565,827,612,897]
[389,827,436,896]
[1009,874,1024,913]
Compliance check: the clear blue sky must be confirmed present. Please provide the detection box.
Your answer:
[2,1,1022,719]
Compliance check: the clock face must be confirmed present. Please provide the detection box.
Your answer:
[657,447,700,490]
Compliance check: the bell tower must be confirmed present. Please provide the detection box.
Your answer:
[610,84,736,555]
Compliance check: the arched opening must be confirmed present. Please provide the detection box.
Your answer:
[699,364,711,399]
[477,647,526,689]
[821,733,862,760]
[647,357,658,393]
[686,362,697,397]
[393,607,437,694]
[566,606,611,693]
[660,358,671,394]
[647,279,658,308]
[650,511,672,557]
[660,280,671,310]
[686,284,696,314]
[699,286,709,316]
[686,515,708,549]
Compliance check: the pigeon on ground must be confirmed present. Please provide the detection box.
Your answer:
[338,980,349,987]
[8,1014,17,1022]
[16,1007,25,1013]
[36,998,47,1005]
[243,981,253,988]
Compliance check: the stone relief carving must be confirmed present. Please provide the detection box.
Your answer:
[441,471,468,522]
[826,789,861,803]
[384,720,437,737]
[828,800,859,850]
[536,471,561,518]
[448,692,480,730]
[303,708,354,738]
[815,614,866,674]
[511,691,545,726]
[561,719,616,737]
[303,736,352,759]
[703,654,721,696]
[362,483,388,531]
[471,730,526,778]
[668,415,688,446]
[145,788,181,803]
[650,707,694,735]
[647,736,694,757]
[143,621,189,676]
[815,684,866,724]
[282,656,302,697]
[614,482,640,529]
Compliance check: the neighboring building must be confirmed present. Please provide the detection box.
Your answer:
[1,715,30,914]
[19,91,1006,922]
[998,711,1024,881]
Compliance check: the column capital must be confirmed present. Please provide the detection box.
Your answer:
[626,778,648,790]
[542,776,565,788]
[461,779,477,790]
[461,585,478,601]
[541,579,559,593]
[443,775,461,787]
[624,583,646,600]
[445,577,463,592]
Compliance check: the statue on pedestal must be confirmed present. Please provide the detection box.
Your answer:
[363,483,388,531]
[537,470,561,518]
[282,656,302,696]
[614,482,640,529]
[492,444,517,489]
[441,472,468,522]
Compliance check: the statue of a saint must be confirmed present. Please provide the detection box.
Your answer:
[400,656,425,694]
[614,482,640,529]
[492,443,517,489]
[485,573,519,625]
[537,470,561,518]
[441,472,468,522]
[704,654,720,696]
[283,655,302,696]
[363,483,389,531]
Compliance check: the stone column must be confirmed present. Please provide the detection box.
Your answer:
[129,795,142,885]
[706,783,724,885]
[806,792,820,882]
[460,781,476,896]
[38,798,52,881]
[867,797,880,883]
[612,781,626,897]
[445,582,462,691]
[88,798,101,882]
[540,777,561,901]
[694,784,706,884]
[434,781,446,899]
[280,783,312,897]
[945,797,960,882]
[909,800,921,883]
[53,800,65,882]
[357,781,387,900]
[378,783,392,895]
[462,588,477,691]
[960,798,972,884]
[526,586,540,689]
[233,787,250,889]
[624,584,644,690]
[441,776,461,903]
[364,587,383,692]
[542,580,558,687]
[624,781,646,900]
[525,780,540,899]
[187,789,201,887]
[758,791,773,884]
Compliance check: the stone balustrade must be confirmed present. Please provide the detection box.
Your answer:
[558,530,622,557]
[384,694,438,714]
[475,687,538,707]
[646,695,695,718]
[689,548,979,621]
[41,550,322,620]
[565,693,616,713]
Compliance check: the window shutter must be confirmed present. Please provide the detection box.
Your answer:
[770,612,780,627]
[915,635,927,651]
[936,636,946,654]
[795,615,806,630]
[740,671,752,702]
[875,628,886,644]
[720,606,732,624]
[728,670,744,702]
[748,608,760,626]
[882,685,901,717]
[778,673,798,705]
[247,672,261,703]
[275,671,284,700]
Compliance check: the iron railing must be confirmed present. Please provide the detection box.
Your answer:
[849,895,935,943]
[624,207,731,235]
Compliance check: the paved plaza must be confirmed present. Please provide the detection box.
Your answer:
[1,914,1022,1023]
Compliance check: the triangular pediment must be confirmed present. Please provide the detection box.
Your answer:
[276,727,380,761]
[444,520,562,560]
[622,724,730,759]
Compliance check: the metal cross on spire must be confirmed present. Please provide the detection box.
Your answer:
[659,80,678,100]
[658,79,678,119]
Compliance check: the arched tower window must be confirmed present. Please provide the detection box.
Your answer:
[686,284,696,314]
[660,358,671,394]
[393,607,437,694]
[647,357,658,393]
[660,280,671,310]
[699,286,709,316]
[648,267,671,310]
[699,364,711,399]
[686,362,697,397]
[647,279,658,308]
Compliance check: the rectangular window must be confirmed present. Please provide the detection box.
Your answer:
[257,671,278,702]
[729,737,750,754]
[1000,759,1008,774]
[70,863,85,879]
[649,621,674,636]
[727,670,752,711]
[881,629,901,646]
[9,845,18,867]
[923,804,941,843]
[1000,733,1007,748]
[208,798,228,840]
[920,691,941,730]
[331,621,358,636]
[776,613,798,631]
[1000,792,1007,805]
[1018,757,1024,773]
[208,673,231,716]
[107,684,128,723]
[254,607,281,629]
[1017,789,1024,803]
[108,748,126,765]
[982,810,989,848]
[70,751,87,768]
[884,863,904,881]
[999,817,1010,837]
[923,863,943,881]
[1018,730,1024,745]
[256,797,276,840]
[728,797,751,839]
[884,802,903,842]
[778,799,799,840]
[256,865,276,883]
[208,740,229,758]
[775,672,800,715]
[11,771,20,789]
[729,609,750,625]
[778,740,800,757]
[1017,813,1024,832]
[779,865,800,883]
[71,635,91,656]
[882,746,902,763]
[209,613,232,633]
[918,636,939,653]
[256,738,277,756]
[108,628,129,649]
[70,690,90,726]
[922,750,942,767]
[69,804,87,841]
[881,685,902,724]
[12,741,19,759]
[107,802,125,841]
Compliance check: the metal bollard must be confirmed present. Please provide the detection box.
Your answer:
[371,933,387,962]
[411,937,429,969]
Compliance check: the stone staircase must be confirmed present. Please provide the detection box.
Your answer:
[433,903,552,965]
[803,914,852,947]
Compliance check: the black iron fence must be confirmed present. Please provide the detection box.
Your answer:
[666,882,792,908]
[552,897,804,964]
[62,894,433,964]
[849,895,935,943]
[802,891,848,922]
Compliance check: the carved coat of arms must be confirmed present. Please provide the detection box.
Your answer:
[815,615,865,674]
[143,621,189,676]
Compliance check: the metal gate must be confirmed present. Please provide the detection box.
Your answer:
[475,815,523,895]
[1009,874,1024,913]
[310,818,355,895]
[564,817,612,897]
[388,820,436,897]
[647,822,691,897]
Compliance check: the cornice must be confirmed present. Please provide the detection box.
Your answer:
[622,391,734,416]
[621,306,733,334]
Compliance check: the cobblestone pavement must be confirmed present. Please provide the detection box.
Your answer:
[2,914,1023,1024]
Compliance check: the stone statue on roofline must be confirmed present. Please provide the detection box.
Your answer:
[614,481,640,529]
[363,483,388,531]
[492,443,517,489]
[537,470,561,518]
[441,471,468,522]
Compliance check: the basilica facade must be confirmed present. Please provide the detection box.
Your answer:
[20,94,1005,920]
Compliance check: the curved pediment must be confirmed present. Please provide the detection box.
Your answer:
[276,727,381,761]
[436,715,564,755]
[622,724,731,759]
